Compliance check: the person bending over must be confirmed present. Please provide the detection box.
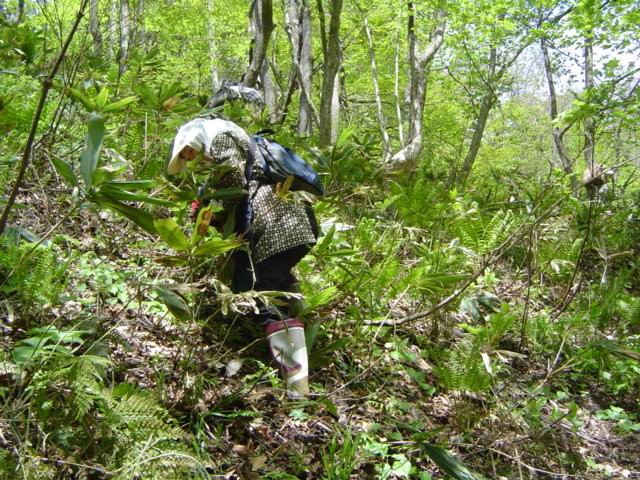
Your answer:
[167,118,318,397]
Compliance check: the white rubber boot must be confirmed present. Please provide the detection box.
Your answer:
[265,318,310,398]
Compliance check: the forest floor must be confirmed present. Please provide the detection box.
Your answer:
[3,195,640,480]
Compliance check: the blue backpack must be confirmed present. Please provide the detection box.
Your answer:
[252,135,324,196]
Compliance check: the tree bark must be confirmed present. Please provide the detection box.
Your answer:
[458,90,494,184]
[360,9,391,161]
[90,0,102,55]
[541,36,577,188]
[242,0,274,89]
[118,0,130,73]
[207,0,220,93]
[394,14,404,145]
[15,0,24,23]
[316,0,328,59]
[584,35,596,175]
[134,0,145,47]
[387,4,445,170]
[297,0,313,135]
[448,34,529,186]
[261,57,278,123]
[454,46,497,185]
[319,0,343,147]
[108,0,117,59]
[284,0,315,134]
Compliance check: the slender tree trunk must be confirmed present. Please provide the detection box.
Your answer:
[261,56,278,123]
[135,0,145,47]
[584,36,596,175]
[319,0,343,147]
[316,0,328,59]
[108,0,117,59]
[297,0,313,135]
[90,0,102,55]
[283,0,315,134]
[449,45,500,185]
[242,0,274,88]
[15,0,24,23]
[541,37,577,188]
[119,0,130,73]
[360,9,391,160]
[387,3,445,170]
[458,91,494,184]
[207,0,220,92]
[394,14,404,145]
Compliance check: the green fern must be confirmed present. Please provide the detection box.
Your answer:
[434,341,492,393]
[0,239,68,309]
[455,209,518,257]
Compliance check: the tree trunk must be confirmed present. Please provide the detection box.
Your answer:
[15,0,24,23]
[541,37,577,188]
[207,0,220,92]
[119,0,130,73]
[90,0,102,55]
[319,0,343,147]
[584,36,596,175]
[394,14,404,145]
[242,0,274,89]
[387,3,445,170]
[297,0,313,135]
[108,0,117,59]
[261,57,278,123]
[448,45,502,186]
[316,0,328,59]
[134,0,145,47]
[361,9,391,160]
[457,90,494,184]
[283,0,315,134]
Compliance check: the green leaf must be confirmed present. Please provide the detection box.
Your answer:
[80,112,106,188]
[192,236,242,257]
[50,156,78,186]
[305,286,338,313]
[154,255,188,266]
[422,445,484,480]
[101,95,136,113]
[95,88,109,112]
[101,186,176,207]
[306,318,321,351]
[323,248,358,258]
[91,167,120,187]
[154,218,190,252]
[316,224,336,253]
[12,346,39,365]
[106,180,157,190]
[153,286,192,321]
[67,87,94,111]
[92,193,157,234]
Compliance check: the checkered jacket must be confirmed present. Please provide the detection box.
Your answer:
[205,124,317,264]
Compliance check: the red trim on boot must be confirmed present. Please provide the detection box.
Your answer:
[264,317,304,336]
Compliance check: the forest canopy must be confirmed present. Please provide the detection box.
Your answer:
[0,0,639,478]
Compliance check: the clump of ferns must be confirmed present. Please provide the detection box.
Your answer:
[14,351,206,479]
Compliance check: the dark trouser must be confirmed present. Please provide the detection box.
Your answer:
[232,245,310,323]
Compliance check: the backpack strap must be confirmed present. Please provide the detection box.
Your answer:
[235,137,258,237]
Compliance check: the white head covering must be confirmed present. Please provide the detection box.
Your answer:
[167,118,235,175]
